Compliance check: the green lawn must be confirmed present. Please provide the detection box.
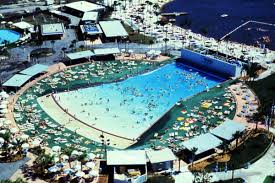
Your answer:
[263,176,275,183]
[206,133,272,171]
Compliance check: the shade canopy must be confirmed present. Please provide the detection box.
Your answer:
[107,150,146,165]
[13,21,34,30]
[19,64,48,77]
[180,133,222,155]
[41,23,65,36]
[146,148,176,164]
[210,119,246,141]
[93,47,120,56]
[66,50,95,60]
[99,21,128,38]
[82,12,98,22]
[2,74,32,87]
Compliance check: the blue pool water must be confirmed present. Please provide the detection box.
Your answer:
[53,62,225,139]
[0,30,20,45]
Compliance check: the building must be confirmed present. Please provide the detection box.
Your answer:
[81,11,99,23]
[106,150,147,183]
[62,1,105,18]
[146,148,176,172]
[80,23,103,39]
[40,23,65,39]
[99,21,128,42]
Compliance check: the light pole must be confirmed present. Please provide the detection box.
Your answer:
[99,133,110,159]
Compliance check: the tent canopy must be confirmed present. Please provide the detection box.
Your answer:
[93,47,120,56]
[107,150,146,165]
[146,148,176,164]
[13,21,33,30]
[180,133,222,155]
[210,119,246,141]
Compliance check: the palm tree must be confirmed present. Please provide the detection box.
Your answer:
[50,40,55,50]
[78,151,87,171]
[190,147,198,171]
[232,131,242,148]
[33,151,54,177]
[61,47,67,58]
[220,141,229,154]
[62,146,75,168]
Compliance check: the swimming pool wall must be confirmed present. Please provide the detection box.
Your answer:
[180,48,241,78]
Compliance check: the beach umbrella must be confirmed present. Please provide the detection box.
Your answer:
[64,168,74,175]
[87,153,96,160]
[0,121,3,127]
[32,139,41,146]
[0,92,9,98]
[73,164,81,171]
[0,108,8,114]
[85,161,95,169]
[53,157,60,163]
[75,171,85,178]
[61,154,69,162]
[52,145,61,152]
[21,134,29,141]
[88,170,98,177]
[1,21,6,24]
[0,129,6,134]
[0,137,4,144]
[22,143,30,149]
[8,21,13,25]
[10,128,19,134]
[48,165,59,173]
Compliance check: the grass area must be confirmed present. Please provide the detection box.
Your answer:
[123,23,156,45]
[264,176,275,183]
[30,48,54,58]
[206,133,272,171]
[147,175,175,183]
[247,73,275,113]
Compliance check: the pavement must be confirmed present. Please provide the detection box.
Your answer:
[0,157,31,180]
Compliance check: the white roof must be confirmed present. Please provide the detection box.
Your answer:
[107,150,146,165]
[210,119,246,141]
[146,148,176,164]
[99,21,128,38]
[181,133,222,155]
[66,50,95,60]
[65,1,105,13]
[13,21,33,30]
[93,47,120,56]
[20,64,49,76]
[3,74,32,87]
[82,12,98,21]
[41,23,65,36]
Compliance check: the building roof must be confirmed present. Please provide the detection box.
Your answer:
[41,23,65,36]
[180,133,222,155]
[99,21,128,38]
[210,119,246,141]
[13,21,34,30]
[19,64,49,76]
[65,1,105,13]
[80,24,102,35]
[66,50,95,60]
[107,150,147,165]
[146,148,176,164]
[93,47,120,56]
[2,74,33,87]
[82,11,98,21]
